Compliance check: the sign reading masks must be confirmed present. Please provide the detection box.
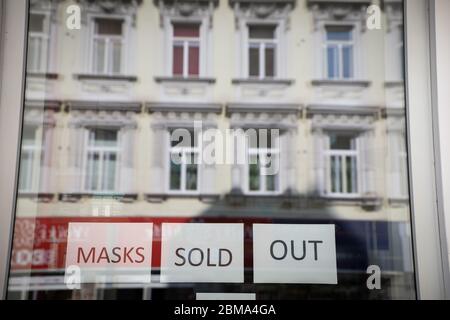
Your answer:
[64,223,153,284]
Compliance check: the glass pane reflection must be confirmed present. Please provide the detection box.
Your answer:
[8,0,414,300]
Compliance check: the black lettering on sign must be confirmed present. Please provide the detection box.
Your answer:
[219,249,232,267]
[188,248,204,267]
[173,248,234,267]
[75,247,147,264]
[175,248,186,266]
[269,240,324,261]
[270,240,287,260]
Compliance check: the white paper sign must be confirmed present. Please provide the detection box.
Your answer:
[64,223,153,284]
[253,224,337,284]
[160,223,244,283]
[196,293,256,300]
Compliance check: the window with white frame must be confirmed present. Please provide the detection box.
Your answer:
[324,25,354,80]
[248,25,277,79]
[171,23,201,77]
[84,128,119,193]
[19,126,41,192]
[246,129,280,194]
[92,17,125,75]
[27,12,49,73]
[325,132,359,196]
[168,129,199,193]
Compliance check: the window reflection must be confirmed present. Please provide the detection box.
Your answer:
[9,0,414,300]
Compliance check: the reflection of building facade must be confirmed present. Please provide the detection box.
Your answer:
[10,0,414,299]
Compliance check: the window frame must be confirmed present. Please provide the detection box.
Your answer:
[26,10,50,73]
[88,14,128,76]
[323,132,360,198]
[81,127,121,194]
[247,24,278,79]
[322,24,355,80]
[17,125,41,193]
[171,22,201,78]
[244,129,281,196]
[166,128,201,195]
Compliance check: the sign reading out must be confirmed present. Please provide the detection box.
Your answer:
[253,224,337,284]
[160,223,244,283]
[64,223,153,284]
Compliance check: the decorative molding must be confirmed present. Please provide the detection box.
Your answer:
[68,109,138,129]
[308,0,370,31]
[155,0,218,27]
[228,108,300,129]
[76,0,143,26]
[310,112,376,131]
[147,102,222,114]
[231,0,295,30]
[76,0,143,12]
[66,100,142,112]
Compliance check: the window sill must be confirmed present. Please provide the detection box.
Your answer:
[66,100,142,112]
[154,76,216,84]
[227,102,301,115]
[311,79,371,87]
[74,74,138,82]
[306,0,371,5]
[26,72,59,80]
[147,102,222,114]
[59,193,138,202]
[384,80,405,88]
[388,197,409,206]
[232,78,294,86]
[145,193,220,203]
[316,195,381,208]
[24,99,62,111]
[225,191,299,206]
[17,192,55,202]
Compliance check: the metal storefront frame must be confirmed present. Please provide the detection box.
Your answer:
[0,0,448,299]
